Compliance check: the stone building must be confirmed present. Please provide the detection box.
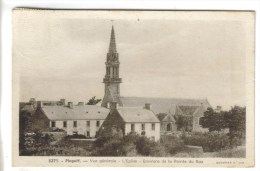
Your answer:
[157,113,176,134]
[171,104,209,132]
[32,101,109,137]
[100,102,160,141]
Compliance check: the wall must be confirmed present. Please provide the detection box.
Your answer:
[98,109,125,137]
[32,108,50,131]
[125,123,160,141]
[160,122,177,133]
[50,120,104,137]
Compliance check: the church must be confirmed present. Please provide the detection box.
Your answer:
[30,26,210,140]
[101,26,210,134]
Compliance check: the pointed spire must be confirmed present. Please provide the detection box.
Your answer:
[108,26,117,53]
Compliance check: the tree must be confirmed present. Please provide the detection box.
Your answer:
[224,106,246,146]
[19,110,33,154]
[199,108,228,132]
[174,115,193,132]
[86,96,102,105]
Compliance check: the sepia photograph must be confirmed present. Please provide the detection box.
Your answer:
[12,9,255,167]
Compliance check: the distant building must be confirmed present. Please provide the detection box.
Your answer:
[32,101,109,137]
[100,102,160,141]
[157,113,176,134]
[171,104,209,132]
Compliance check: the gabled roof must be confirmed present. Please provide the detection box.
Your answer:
[162,114,175,122]
[41,105,109,121]
[117,107,159,123]
[169,104,208,117]
[120,96,211,114]
[157,113,168,121]
[156,113,175,122]
[193,105,208,117]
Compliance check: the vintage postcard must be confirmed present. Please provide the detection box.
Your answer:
[12,9,255,167]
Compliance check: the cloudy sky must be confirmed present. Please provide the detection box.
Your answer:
[13,10,251,109]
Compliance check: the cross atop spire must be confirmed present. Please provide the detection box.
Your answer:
[108,26,117,53]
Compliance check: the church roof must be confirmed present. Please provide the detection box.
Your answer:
[117,107,159,123]
[120,96,211,114]
[41,105,109,121]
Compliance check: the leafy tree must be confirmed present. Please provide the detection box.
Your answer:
[224,106,246,146]
[174,115,193,132]
[199,108,228,132]
[19,110,33,154]
[86,96,102,105]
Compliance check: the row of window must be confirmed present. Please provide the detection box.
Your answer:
[51,120,101,128]
[131,123,156,131]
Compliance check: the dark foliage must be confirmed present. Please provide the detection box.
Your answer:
[86,96,102,105]
[182,132,231,152]
[200,108,228,132]
[174,115,193,132]
[66,134,88,139]
[200,106,246,147]
[161,135,185,154]
[19,110,33,154]
[45,127,65,132]
[93,132,166,156]
[224,106,246,146]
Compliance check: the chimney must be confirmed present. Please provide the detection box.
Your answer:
[78,102,84,106]
[110,102,118,110]
[144,103,151,110]
[37,101,43,108]
[60,99,66,106]
[68,102,73,109]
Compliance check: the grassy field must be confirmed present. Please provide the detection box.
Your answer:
[172,146,246,158]
[202,146,246,158]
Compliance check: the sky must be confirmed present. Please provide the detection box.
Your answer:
[13,10,249,109]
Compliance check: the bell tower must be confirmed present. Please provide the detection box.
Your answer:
[101,26,122,108]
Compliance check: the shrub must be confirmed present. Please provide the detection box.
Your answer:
[92,133,123,156]
[45,127,65,132]
[182,132,230,152]
[93,132,166,156]
[66,134,87,139]
[161,135,185,155]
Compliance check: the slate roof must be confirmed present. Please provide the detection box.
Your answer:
[41,105,109,121]
[120,96,211,114]
[117,107,159,123]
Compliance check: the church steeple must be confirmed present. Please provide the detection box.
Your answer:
[108,26,117,53]
[102,26,122,108]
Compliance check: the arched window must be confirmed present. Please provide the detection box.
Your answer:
[166,123,171,131]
